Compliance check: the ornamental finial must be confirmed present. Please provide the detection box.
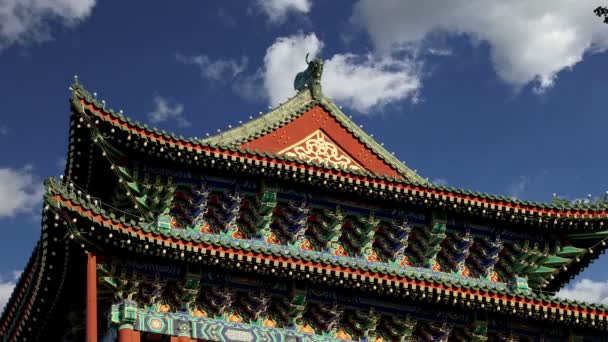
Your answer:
[594,6,608,23]
[294,53,324,99]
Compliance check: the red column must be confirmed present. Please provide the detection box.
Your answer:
[118,327,131,342]
[86,253,98,342]
[117,325,140,342]
[118,325,132,342]
[178,336,191,342]
[170,337,179,342]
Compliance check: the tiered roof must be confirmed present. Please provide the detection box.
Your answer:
[62,70,608,291]
[3,61,608,340]
[65,67,608,290]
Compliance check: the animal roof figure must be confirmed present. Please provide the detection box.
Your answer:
[294,53,324,99]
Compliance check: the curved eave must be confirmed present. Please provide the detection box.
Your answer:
[44,178,608,325]
[0,209,74,341]
[546,244,605,293]
[0,245,40,338]
[68,87,608,227]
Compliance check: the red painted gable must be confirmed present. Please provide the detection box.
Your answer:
[240,105,401,178]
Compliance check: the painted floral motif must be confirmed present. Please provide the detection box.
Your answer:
[459,266,472,278]
[263,317,277,328]
[192,307,208,317]
[149,318,164,330]
[336,328,352,340]
[333,244,349,257]
[228,313,243,323]
[398,256,413,267]
[299,323,315,334]
[299,239,314,251]
[265,232,281,245]
[489,271,502,283]
[366,250,381,262]
[431,260,443,272]
[198,222,212,234]
[280,130,363,171]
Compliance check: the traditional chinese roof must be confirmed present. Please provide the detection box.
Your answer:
[60,75,608,293]
[4,65,608,339]
[66,78,608,215]
[4,174,608,340]
[200,87,425,183]
[35,180,608,320]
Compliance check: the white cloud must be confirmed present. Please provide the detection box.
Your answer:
[432,178,448,186]
[324,54,420,111]
[426,48,452,57]
[0,0,96,50]
[507,170,549,200]
[255,0,311,23]
[0,166,44,218]
[508,176,528,199]
[262,33,422,112]
[147,96,190,128]
[176,53,248,81]
[352,0,608,91]
[0,125,8,135]
[0,271,20,312]
[557,278,608,305]
[0,282,15,312]
[263,33,323,106]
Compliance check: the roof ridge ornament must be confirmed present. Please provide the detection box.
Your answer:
[294,53,324,99]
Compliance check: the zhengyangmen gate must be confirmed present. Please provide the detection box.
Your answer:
[2,58,608,342]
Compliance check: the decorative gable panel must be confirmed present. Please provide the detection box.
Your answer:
[240,105,401,177]
[278,130,363,171]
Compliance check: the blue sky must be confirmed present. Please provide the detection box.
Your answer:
[1,0,608,307]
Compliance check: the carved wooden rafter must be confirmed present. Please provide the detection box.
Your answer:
[419,321,453,342]
[378,314,417,342]
[274,198,310,246]
[237,289,272,323]
[274,287,307,328]
[307,301,345,335]
[344,308,380,340]
[470,233,503,278]
[441,229,474,274]
[411,218,447,268]
[375,218,412,265]
[308,206,344,253]
[341,212,379,257]
[239,189,277,241]
[205,187,244,235]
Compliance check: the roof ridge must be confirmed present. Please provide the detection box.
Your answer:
[202,89,316,146]
[201,87,427,183]
[317,96,425,184]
